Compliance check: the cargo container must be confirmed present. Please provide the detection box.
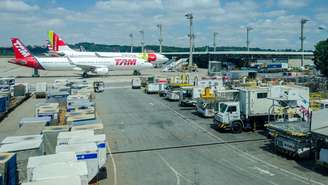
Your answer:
[31,162,88,185]
[15,123,45,136]
[14,84,27,97]
[0,173,2,185]
[0,153,17,185]
[22,176,82,185]
[27,152,77,181]
[42,125,70,154]
[66,113,96,125]
[71,119,102,127]
[0,139,44,183]
[67,102,95,112]
[35,104,59,124]
[57,130,94,145]
[0,96,9,113]
[71,123,104,135]
[0,78,15,86]
[34,83,47,98]
[1,135,43,145]
[19,117,51,128]
[46,91,69,104]
[56,143,99,181]
[311,109,328,167]
[67,134,107,167]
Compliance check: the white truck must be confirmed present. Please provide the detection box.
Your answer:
[214,85,309,133]
[214,87,274,132]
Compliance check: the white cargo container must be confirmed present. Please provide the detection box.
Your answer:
[19,117,51,128]
[22,176,82,185]
[68,134,107,167]
[71,123,104,135]
[0,139,43,156]
[27,152,77,181]
[31,162,88,185]
[56,143,99,181]
[34,82,47,98]
[57,130,94,145]
[1,135,43,144]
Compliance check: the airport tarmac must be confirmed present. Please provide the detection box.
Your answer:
[1,57,328,185]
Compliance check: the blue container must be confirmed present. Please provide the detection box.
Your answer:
[0,96,8,113]
[0,173,3,185]
[46,91,69,104]
[0,153,17,185]
[72,119,99,126]
[267,63,282,69]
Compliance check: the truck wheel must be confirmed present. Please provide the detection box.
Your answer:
[231,121,242,133]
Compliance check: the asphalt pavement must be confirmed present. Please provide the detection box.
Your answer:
[96,82,328,185]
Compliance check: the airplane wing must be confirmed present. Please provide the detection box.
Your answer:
[66,57,108,72]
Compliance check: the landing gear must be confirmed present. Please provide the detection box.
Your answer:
[82,72,88,78]
[32,69,40,77]
[133,70,141,76]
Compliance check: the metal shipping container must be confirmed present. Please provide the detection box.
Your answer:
[31,162,88,185]
[67,134,107,167]
[55,143,99,181]
[27,152,77,181]
[0,153,17,185]
[57,130,94,145]
[19,117,51,128]
[21,176,82,185]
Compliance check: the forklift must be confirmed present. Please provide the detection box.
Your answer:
[93,81,105,93]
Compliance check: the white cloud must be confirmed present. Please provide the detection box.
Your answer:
[0,0,322,50]
[277,0,309,9]
[0,0,39,12]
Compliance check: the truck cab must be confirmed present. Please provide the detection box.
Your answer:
[214,102,243,133]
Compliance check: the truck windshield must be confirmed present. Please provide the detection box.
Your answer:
[219,103,228,113]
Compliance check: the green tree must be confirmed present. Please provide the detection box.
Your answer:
[314,39,328,77]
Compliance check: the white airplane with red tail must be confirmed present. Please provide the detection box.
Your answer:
[9,38,153,77]
[48,31,169,64]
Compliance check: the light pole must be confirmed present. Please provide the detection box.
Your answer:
[213,32,218,52]
[157,24,163,54]
[129,33,133,53]
[185,13,193,71]
[246,27,253,52]
[300,18,309,67]
[139,30,144,53]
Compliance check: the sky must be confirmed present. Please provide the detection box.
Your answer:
[0,0,327,50]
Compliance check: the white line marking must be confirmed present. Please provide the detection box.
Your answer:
[107,141,118,185]
[253,166,275,176]
[157,152,193,184]
[147,95,325,185]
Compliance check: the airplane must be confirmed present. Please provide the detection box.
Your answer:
[48,31,169,65]
[8,38,153,78]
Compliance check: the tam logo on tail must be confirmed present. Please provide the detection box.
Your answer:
[11,38,32,59]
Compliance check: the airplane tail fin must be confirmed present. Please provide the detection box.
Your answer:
[11,38,33,59]
[48,30,75,52]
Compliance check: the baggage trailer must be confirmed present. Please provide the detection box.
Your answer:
[266,121,311,158]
